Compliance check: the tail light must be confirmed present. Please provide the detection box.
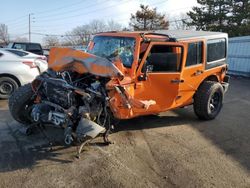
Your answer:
[22,61,37,68]
[36,56,47,61]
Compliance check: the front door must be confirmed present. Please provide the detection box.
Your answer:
[134,42,185,114]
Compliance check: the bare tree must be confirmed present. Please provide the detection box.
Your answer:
[0,24,9,45]
[43,35,60,48]
[88,19,107,33]
[63,25,91,46]
[63,19,122,46]
[171,13,194,30]
[106,20,122,31]
[14,37,28,42]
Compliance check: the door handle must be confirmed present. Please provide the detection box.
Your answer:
[171,79,184,83]
[194,70,203,76]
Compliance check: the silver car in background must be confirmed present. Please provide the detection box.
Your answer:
[0,49,48,99]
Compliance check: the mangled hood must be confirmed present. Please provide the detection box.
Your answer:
[48,47,123,78]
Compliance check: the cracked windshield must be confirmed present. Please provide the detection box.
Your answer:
[88,36,135,67]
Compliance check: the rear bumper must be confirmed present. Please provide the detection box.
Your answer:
[17,68,40,85]
[222,75,230,93]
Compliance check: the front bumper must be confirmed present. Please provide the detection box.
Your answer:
[222,75,230,93]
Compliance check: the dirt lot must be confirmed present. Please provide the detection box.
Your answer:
[0,77,250,188]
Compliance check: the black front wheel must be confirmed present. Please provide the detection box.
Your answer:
[0,77,19,99]
[8,84,35,124]
[193,81,224,120]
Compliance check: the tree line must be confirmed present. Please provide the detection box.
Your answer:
[186,0,250,37]
[42,19,123,47]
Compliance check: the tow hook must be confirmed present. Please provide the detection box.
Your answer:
[64,127,73,145]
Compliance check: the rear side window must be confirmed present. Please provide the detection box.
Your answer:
[186,42,203,66]
[6,49,28,57]
[207,38,226,62]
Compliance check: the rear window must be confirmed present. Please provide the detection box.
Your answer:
[6,49,28,57]
[28,43,42,50]
[27,44,43,55]
[207,38,226,62]
[13,43,27,51]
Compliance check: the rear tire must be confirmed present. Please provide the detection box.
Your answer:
[8,84,34,124]
[0,77,19,99]
[193,81,224,120]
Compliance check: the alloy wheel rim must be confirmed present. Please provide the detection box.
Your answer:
[0,82,14,95]
[209,92,221,112]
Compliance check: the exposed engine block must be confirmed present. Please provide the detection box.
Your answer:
[42,78,74,109]
[29,71,109,148]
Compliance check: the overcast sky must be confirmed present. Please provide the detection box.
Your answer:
[1,0,198,43]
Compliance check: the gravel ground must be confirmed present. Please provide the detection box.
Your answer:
[0,77,250,188]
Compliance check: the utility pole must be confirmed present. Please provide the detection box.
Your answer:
[29,14,31,42]
[28,13,34,42]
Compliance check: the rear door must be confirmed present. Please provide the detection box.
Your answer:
[179,40,204,104]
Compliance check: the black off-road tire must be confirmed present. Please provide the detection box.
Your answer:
[0,77,19,99]
[193,81,224,120]
[8,84,34,124]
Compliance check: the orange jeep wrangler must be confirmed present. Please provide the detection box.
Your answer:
[86,30,229,120]
[9,30,229,148]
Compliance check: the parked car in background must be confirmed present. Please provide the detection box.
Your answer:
[8,42,44,55]
[4,48,48,72]
[0,49,47,99]
[5,48,46,60]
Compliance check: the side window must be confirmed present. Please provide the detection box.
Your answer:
[207,38,226,62]
[145,45,182,72]
[0,52,3,57]
[186,42,203,66]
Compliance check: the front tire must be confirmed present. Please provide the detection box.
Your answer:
[0,77,19,99]
[8,84,35,124]
[193,81,224,120]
